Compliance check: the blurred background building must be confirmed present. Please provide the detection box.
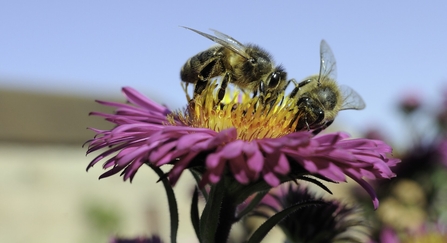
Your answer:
[0,87,199,243]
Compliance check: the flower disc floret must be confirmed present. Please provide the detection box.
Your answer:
[170,81,301,141]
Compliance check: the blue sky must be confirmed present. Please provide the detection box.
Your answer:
[1,1,446,147]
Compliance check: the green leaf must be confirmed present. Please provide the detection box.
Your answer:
[247,201,323,243]
[190,188,201,242]
[200,179,225,243]
[148,164,178,243]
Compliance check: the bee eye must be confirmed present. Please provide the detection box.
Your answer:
[249,58,256,65]
[268,72,280,88]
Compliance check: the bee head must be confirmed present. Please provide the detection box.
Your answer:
[295,96,325,131]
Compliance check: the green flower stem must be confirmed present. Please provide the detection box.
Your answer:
[199,176,240,243]
[214,194,238,243]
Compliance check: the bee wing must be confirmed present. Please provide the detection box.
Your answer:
[318,40,337,82]
[181,26,251,60]
[208,28,251,59]
[210,29,246,50]
[340,85,366,110]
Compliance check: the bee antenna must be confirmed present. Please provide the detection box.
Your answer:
[276,64,285,72]
[316,76,322,86]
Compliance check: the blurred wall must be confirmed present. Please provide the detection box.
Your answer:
[0,87,198,243]
[0,88,114,144]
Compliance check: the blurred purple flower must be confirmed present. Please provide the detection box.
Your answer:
[86,87,398,208]
[398,92,421,114]
[370,227,400,243]
[371,223,447,243]
[254,184,367,243]
[109,235,162,243]
[437,108,447,132]
[442,85,447,108]
[438,139,447,167]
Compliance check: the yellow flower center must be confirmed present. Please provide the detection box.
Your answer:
[168,81,302,141]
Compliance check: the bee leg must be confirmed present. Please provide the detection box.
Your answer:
[284,78,297,91]
[252,89,258,98]
[289,79,312,98]
[217,72,231,103]
[279,78,295,105]
[305,117,311,131]
[258,80,266,103]
[194,58,220,97]
[278,96,284,106]
[193,77,208,97]
[290,115,310,132]
[312,120,333,135]
[311,127,323,135]
[288,79,300,98]
[181,82,192,102]
[258,80,276,107]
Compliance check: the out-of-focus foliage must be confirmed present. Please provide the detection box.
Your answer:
[83,201,124,242]
[355,86,447,242]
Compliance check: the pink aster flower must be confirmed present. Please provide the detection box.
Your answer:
[86,83,398,209]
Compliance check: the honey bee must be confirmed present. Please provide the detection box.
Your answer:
[180,26,288,104]
[289,40,366,133]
